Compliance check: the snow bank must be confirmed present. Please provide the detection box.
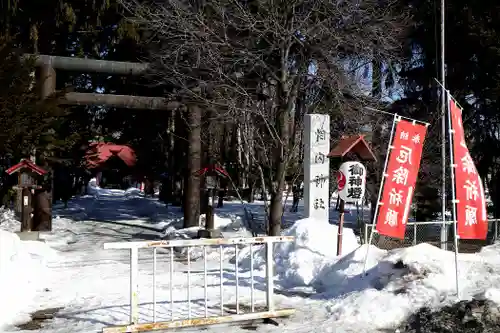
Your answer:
[199,213,250,232]
[483,288,500,305]
[0,207,19,232]
[313,244,387,292]
[163,225,236,260]
[320,244,455,330]
[237,218,360,286]
[166,213,252,237]
[162,214,251,260]
[87,177,99,195]
[317,242,500,331]
[0,230,58,329]
[234,223,500,331]
[87,178,131,197]
[0,206,15,223]
[124,187,143,197]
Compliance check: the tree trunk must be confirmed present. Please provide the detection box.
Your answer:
[248,180,255,203]
[257,164,270,234]
[164,109,176,204]
[171,109,186,206]
[183,104,202,228]
[268,64,300,235]
[269,105,291,236]
[230,123,241,187]
[487,166,500,218]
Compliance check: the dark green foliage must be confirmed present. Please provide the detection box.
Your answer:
[0,37,67,160]
[396,0,500,219]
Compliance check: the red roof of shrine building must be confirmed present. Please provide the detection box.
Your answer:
[6,159,47,176]
[84,142,137,168]
[328,135,377,161]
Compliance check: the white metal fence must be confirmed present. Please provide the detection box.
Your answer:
[363,219,500,251]
[102,236,295,333]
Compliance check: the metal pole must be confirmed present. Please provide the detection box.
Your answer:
[362,114,399,275]
[440,0,447,250]
[445,89,460,298]
[266,241,275,311]
[130,248,139,324]
[495,219,498,242]
[337,199,345,256]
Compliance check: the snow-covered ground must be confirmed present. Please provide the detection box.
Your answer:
[1,181,500,333]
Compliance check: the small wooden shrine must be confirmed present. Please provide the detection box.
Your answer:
[6,158,47,189]
[6,158,47,232]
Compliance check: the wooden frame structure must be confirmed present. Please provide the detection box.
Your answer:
[26,53,181,231]
[26,54,179,110]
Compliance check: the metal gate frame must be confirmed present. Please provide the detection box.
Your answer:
[102,236,295,332]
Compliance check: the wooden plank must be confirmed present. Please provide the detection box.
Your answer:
[24,54,149,75]
[103,236,294,249]
[102,309,296,333]
[62,92,180,110]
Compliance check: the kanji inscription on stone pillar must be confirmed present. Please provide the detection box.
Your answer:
[303,114,330,222]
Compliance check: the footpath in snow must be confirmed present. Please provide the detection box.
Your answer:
[1,182,500,332]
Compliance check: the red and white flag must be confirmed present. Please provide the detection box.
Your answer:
[376,119,427,239]
[449,97,488,239]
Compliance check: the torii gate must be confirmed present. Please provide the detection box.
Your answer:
[27,54,188,231]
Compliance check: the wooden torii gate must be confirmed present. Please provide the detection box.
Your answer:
[27,54,180,110]
[27,54,183,230]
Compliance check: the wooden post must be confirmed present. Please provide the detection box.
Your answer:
[206,205,215,230]
[211,187,216,208]
[20,187,32,232]
[197,205,217,239]
[337,199,345,256]
[39,64,56,231]
[15,188,22,217]
[40,65,56,99]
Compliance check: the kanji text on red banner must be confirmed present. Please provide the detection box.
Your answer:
[376,119,427,239]
[449,98,488,240]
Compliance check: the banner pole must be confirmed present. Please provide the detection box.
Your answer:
[363,113,399,275]
[445,90,460,298]
[440,0,448,252]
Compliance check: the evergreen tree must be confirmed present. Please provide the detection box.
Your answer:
[397,0,500,218]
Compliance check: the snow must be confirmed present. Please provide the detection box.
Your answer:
[0,206,19,231]
[483,288,500,305]
[0,230,58,329]
[307,243,500,331]
[1,182,500,332]
[237,217,359,286]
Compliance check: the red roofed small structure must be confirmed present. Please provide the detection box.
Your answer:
[6,159,50,232]
[328,135,377,161]
[84,142,137,168]
[6,158,47,176]
[195,164,229,178]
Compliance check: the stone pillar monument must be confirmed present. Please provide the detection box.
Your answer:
[303,114,330,222]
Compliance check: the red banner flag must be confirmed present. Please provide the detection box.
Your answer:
[376,119,427,239]
[449,98,488,239]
